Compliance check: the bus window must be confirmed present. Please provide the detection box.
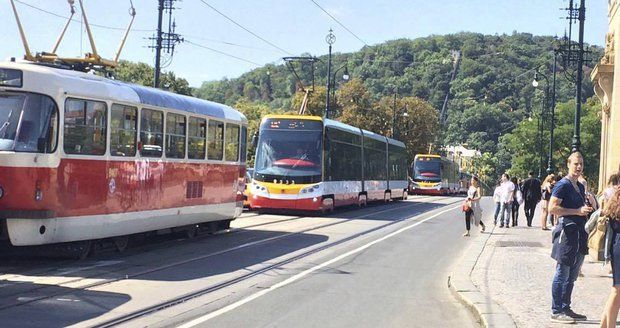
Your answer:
[0,92,57,153]
[188,117,206,159]
[207,120,224,160]
[140,108,163,157]
[110,104,137,157]
[166,113,186,159]
[64,98,107,155]
[225,123,240,162]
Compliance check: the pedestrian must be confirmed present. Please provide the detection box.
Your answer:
[511,177,520,227]
[599,188,620,328]
[463,176,485,237]
[602,173,620,203]
[522,171,542,227]
[549,151,593,323]
[499,173,514,228]
[493,180,502,225]
[540,174,556,230]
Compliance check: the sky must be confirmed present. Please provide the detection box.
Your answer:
[0,0,610,87]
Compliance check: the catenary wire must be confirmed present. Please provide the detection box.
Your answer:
[184,40,263,66]
[308,0,368,46]
[198,0,293,56]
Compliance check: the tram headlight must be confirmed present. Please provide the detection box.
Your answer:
[300,184,320,194]
[0,186,4,199]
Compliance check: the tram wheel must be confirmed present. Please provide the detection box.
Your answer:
[74,240,92,260]
[358,195,367,208]
[321,198,334,214]
[185,225,199,239]
[113,236,129,253]
[218,219,232,230]
[384,192,391,203]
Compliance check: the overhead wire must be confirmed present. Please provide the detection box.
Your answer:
[182,34,281,53]
[184,40,263,66]
[308,0,368,46]
[198,0,293,56]
[14,0,154,32]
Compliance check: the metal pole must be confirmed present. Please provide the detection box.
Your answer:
[571,0,585,152]
[325,29,335,119]
[538,113,542,179]
[547,54,557,175]
[392,92,397,138]
[154,0,164,88]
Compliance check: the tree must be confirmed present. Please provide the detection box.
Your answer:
[112,60,192,95]
[290,86,328,116]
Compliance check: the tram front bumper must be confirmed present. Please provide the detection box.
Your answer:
[249,194,323,211]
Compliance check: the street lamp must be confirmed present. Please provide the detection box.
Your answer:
[532,69,549,179]
[324,28,335,119]
[330,64,349,110]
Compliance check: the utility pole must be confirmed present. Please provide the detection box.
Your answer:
[150,0,183,88]
[392,91,397,139]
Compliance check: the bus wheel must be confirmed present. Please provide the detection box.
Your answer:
[321,198,334,214]
[113,235,129,253]
[358,195,367,208]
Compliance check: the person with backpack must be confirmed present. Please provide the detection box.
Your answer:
[599,188,620,328]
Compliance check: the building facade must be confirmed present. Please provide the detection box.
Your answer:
[591,0,620,191]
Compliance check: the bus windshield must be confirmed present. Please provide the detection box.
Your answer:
[0,92,57,153]
[413,159,441,182]
[254,129,323,184]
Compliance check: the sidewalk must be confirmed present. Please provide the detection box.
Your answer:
[452,201,612,327]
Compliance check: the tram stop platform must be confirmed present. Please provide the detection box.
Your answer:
[450,199,611,328]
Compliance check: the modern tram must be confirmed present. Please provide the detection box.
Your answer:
[249,115,408,212]
[409,154,460,195]
[0,60,247,251]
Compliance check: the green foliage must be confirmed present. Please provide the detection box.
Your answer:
[501,97,601,184]
[112,60,192,95]
[233,99,283,165]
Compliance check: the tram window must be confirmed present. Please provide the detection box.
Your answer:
[64,98,107,155]
[225,123,240,162]
[166,113,186,159]
[110,104,137,157]
[140,108,163,157]
[188,117,206,159]
[207,120,224,160]
[0,92,58,153]
[239,126,247,163]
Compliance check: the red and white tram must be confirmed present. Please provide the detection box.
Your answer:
[249,115,408,212]
[0,60,247,248]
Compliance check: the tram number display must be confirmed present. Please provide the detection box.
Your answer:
[262,119,322,131]
[0,68,23,88]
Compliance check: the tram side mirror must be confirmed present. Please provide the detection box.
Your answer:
[37,138,47,153]
[251,132,258,148]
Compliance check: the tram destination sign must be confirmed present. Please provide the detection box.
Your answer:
[262,119,323,131]
[0,68,22,88]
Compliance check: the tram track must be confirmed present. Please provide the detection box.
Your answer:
[91,197,461,327]
[0,196,452,316]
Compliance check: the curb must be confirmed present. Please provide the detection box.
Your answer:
[448,225,518,328]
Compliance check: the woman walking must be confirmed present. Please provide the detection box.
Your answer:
[464,176,485,236]
[599,188,620,328]
[540,174,556,230]
[511,177,520,227]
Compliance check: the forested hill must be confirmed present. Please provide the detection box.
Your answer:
[194,31,601,148]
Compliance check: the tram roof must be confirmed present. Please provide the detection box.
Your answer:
[1,61,246,122]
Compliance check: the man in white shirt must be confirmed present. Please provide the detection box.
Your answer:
[499,173,515,228]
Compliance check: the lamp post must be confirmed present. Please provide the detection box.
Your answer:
[532,69,549,179]
[330,64,349,110]
[547,53,558,175]
[324,29,335,119]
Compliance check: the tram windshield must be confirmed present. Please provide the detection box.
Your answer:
[413,159,441,182]
[254,124,323,184]
[0,92,57,153]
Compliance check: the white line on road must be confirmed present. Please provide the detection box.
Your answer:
[177,203,461,328]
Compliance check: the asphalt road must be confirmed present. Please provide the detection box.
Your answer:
[0,195,484,328]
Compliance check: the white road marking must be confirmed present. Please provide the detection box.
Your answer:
[177,204,460,328]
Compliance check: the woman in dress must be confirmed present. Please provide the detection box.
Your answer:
[599,188,620,328]
[540,174,556,230]
[464,176,485,236]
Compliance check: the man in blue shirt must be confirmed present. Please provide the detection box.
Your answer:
[548,151,593,324]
